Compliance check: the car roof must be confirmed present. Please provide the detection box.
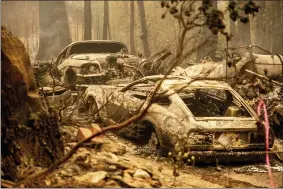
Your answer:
[65,40,127,49]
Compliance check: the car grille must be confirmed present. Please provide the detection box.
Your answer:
[76,75,108,85]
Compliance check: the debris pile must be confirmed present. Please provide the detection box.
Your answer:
[234,73,275,101]
[27,140,161,188]
[233,73,283,138]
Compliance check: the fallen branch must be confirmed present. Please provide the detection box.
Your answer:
[13,73,168,187]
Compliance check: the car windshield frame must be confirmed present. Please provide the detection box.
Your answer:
[67,41,128,56]
[166,86,257,120]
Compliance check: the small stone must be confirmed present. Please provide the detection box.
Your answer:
[216,166,222,172]
[133,169,151,179]
[60,170,70,176]
[44,179,51,186]
[102,142,126,155]
[64,146,70,154]
[73,171,108,184]
[104,180,121,188]
[108,165,117,170]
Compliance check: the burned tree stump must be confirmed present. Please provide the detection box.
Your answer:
[1,26,64,182]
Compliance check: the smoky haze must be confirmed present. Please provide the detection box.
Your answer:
[1,1,283,61]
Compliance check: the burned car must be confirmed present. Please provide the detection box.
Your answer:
[82,75,283,161]
[55,40,146,90]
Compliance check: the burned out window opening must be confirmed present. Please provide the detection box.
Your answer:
[177,88,252,118]
[69,42,128,55]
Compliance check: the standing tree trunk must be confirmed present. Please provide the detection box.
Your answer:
[137,0,150,57]
[1,27,64,182]
[196,1,218,61]
[234,1,251,47]
[130,1,136,55]
[229,0,237,47]
[84,1,92,40]
[103,1,109,40]
[96,1,100,39]
[271,1,283,54]
[229,20,237,46]
[254,1,267,53]
[36,1,71,60]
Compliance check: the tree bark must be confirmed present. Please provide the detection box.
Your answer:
[84,1,92,40]
[254,1,267,52]
[36,1,71,60]
[229,19,237,46]
[130,1,136,55]
[196,1,218,61]
[271,1,283,54]
[137,0,150,57]
[103,1,109,40]
[1,27,64,182]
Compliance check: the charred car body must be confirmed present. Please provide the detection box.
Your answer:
[82,75,282,161]
[55,40,147,90]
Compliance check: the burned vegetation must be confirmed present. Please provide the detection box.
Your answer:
[1,0,283,188]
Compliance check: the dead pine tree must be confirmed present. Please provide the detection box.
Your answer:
[137,0,151,57]
[130,1,136,55]
[84,1,92,40]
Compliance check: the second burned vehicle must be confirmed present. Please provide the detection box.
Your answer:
[81,75,283,162]
[55,40,145,89]
[54,40,171,90]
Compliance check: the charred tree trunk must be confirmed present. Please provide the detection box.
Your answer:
[196,1,218,61]
[1,27,64,182]
[254,1,267,53]
[236,20,251,47]
[229,19,237,46]
[130,1,136,55]
[103,1,109,40]
[36,1,71,60]
[84,1,92,40]
[96,1,100,40]
[230,1,251,47]
[137,0,150,57]
[229,0,237,47]
[271,1,283,54]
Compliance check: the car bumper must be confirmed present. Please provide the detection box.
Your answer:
[185,150,280,163]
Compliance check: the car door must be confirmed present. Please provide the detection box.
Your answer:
[104,91,143,124]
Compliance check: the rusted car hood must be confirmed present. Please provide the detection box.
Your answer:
[58,53,143,70]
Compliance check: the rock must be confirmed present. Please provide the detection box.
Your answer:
[64,146,71,154]
[73,171,108,184]
[101,152,120,162]
[104,180,121,188]
[54,176,66,186]
[133,169,151,179]
[60,164,81,176]
[44,179,51,186]
[108,165,117,171]
[60,170,71,177]
[102,141,127,155]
